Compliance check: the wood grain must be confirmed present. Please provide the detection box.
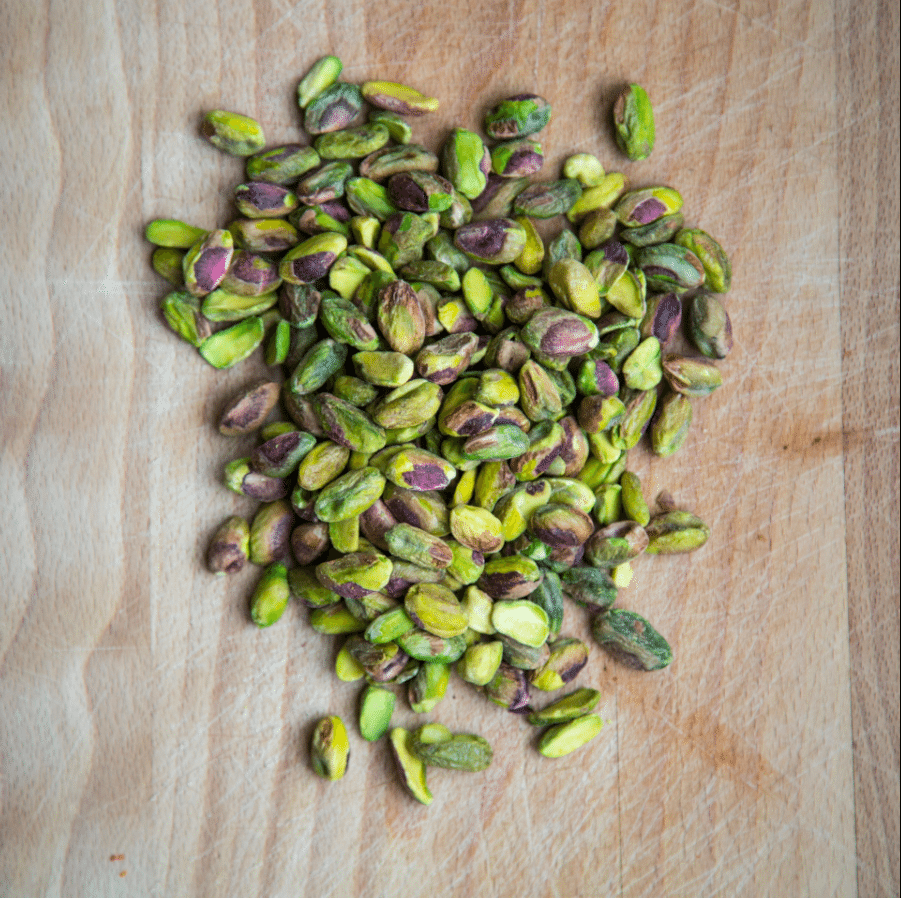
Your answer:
[0,0,897,896]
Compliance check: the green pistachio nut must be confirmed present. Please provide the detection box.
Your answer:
[609,389,657,450]
[416,332,480,385]
[310,715,350,780]
[538,713,603,758]
[528,569,565,633]
[183,229,234,297]
[287,339,347,396]
[365,606,416,644]
[662,355,723,397]
[201,110,265,156]
[686,293,733,359]
[383,447,456,492]
[224,457,289,501]
[316,551,393,599]
[359,685,396,742]
[585,521,649,567]
[385,523,453,569]
[218,250,282,297]
[613,84,655,161]
[361,80,440,115]
[512,179,581,219]
[499,632,550,670]
[636,243,705,293]
[470,174,527,221]
[528,687,601,726]
[296,161,353,204]
[390,728,433,804]
[279,233,347,285]
[314,122,390,160]
[230,218,300,254]
[382,484,450,537]
[289,523,330,567]
[207,515,250,575]
[621,337,663,391]
[146,218,208,249]
[446,541,485,586]
[250,563,290,627]
[314,466,386,522]
[546,258,603,319]
[352,351,414,388]
[389,171,456,214]
[448,504,504,554]
[234,181,299,219]
[530,637,590,691]
[518,360,565,423]
[620,211,684,247]
[441,128,490,200]
[528,503,594,549]
[160,291,212,347]
[560,566,617,611]
[408,661,450,713]
[404,583,468,638]
[674,228,732,293]
[246,144,321,184]
[458,424,531,463]
[578,207,619,250]
[397,629,467,663]
[521,306,600,367]
[492,138,544,178]
[620,471,651,526]
[296,440,351,490]
[304,82,364,134]
[297,56,343,108]
[457,641,504,686]
[347,636,409,682]
[484,662,531,712]
[152,247,186,287]
[645,510,710,554]
[249,500,294,565]
[592,609,672,670]
[319,294,379,351]
[345,177,399,220]
[199,316,264,368]
[371,379,444,430]
[563,153,605,187]
[378,211,437,267]
[479,556,543,601]
[314,393,387,453]
[369,109,412,143]
[454,218,527,265]
[375,280,427,353]
[359,143,439,181]
[485,93,551,139]
[507,420,567,481]
[640,292,682,346]
[491,600,550,648]
[615,187,683,227]
[566,173,628,222]
[411,732,493,772]
[652,392,693,457]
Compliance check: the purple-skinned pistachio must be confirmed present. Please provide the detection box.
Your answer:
[491,138,544,178]
[528,503,595,549]
[636,243,705,293]
[512,179,582,219]
[520,307,600,365]
[218,380,280,435]
[207,515,250,575]
[250,429,317,478]
[249,500,294,565]
[453,218,527,264]
[416,332,479,384]
[246,144,321,184]
[383,447,457,492]
[470,174,529,220]
[315,551,392,599]
[384,523,454,569]
[279,233,347,285]
[484,94,551,139]
[230,218,300,253]
[234,181,299,218]
[388,171,455,213]
[614,187,683,227]
[641,293,682,345]
[220,250,282,297]
[304,82,364,134]
[484,662,532,713]
[686,292,733,358]
[182,229,234,297]
[290,522,330,565]
[576,357,620,398]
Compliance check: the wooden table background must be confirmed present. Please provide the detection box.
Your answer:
[1,0,898,896]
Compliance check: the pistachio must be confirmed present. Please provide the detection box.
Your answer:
[470,174,528,221]
[686,293,733,358]
[348,637,409,682]
[359,685,396,742]
[491,599,550,647]
[199,316,265,368]
[411,732,493,772]
[528,687,601,726]
[538,713,603,758]
[645,510,710,554]
[371,380,444,430]
[361,80,439,115]
[310,715,350,780]
[674,228,732,293]
[449,504,504,553]
[404,582,468,638]
[592,609,672,670]
[528,503,594,548]
[360,144,439,181]
[513,179,581,219]
[563,153,605,187]
[547,258,603,319]
[288,338,348,396]
[297,56,343,108]
[377,280,427,354]
[314,466,386,522]
[560,566,617,611]
[652,391,693,457]
[290,522,330,566]
[521,306,600,365]
[201,110,265,156]
[336,641,366,682]
[296,161,353,204]
[622,337,663,391]
[146,218,208,249]
[365,606,416,644]
[313,393,387,453]
[207,515,250,575]
[615,187,683,227]
[584,521,649,567]
[408,661,450,713]
[316,551,392,599]
[483,662,531,712]
[182,229,234,297]
[620,471,651,526]
[224,457,290,501]
[152,247,186,287]
[389,728,433,804]
[397,629,467,663]
[389,171,456,213]
[662,355,723,397]
[309,604,368,635]
[250,563,290,627]
[385,523,453,569]
[530,637,590,691]
[319,294,380,351]
[484,94,551,139]
[441,128,490,200]
[454,218,527,265]
[613,84,655,161]
[304,82,364,134]
[492,138,544,178]
[296,440,351,491]
[248,500,294,565]
[640,293,682,346]
[416,332,479,385]
[369,109,412,143]
[246,144,321,184]
[315,123,390,160]
[279,233,347,284]
[345,177,399,220]
[620,211,684,247]
[457,641,504,686]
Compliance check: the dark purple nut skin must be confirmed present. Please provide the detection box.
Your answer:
[290,522,330,565]
[218,381,280,435]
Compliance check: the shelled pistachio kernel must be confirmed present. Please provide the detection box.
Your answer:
[538,713,604,758]
[310,715,350,780]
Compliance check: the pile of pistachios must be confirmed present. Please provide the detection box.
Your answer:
[147,58,733,802]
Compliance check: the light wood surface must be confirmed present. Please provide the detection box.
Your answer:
[1,1,898,896]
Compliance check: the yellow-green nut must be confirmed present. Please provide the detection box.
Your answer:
[492,138,544,178]
[385,523,453,569]
[518,360,565,423]
[613,83,655,161]
[201,110,265,156]
[491,599,550,647]
[304,82,364,134]
[382,484,450,538]
[404,583,468,638]
[319,294,380,351]
[528,687,601,726]
[346,635,410,681]
[234,182,299,219]
[288,338,348,396]
[369,109,412,144]
[620,471,651,526]
[513,179,582,219]
[636,243,705,293]
[578,208,618,250]
[444,541,483,586]
[644,510,710,554]
[485,93,551,139]
[230,218,299,254]
[622,337,663,391]
[279,233,347,285]
[287,567,339,609]
[390,728,433,804]
[345,177,399,221]
[352,351,414,388]
[674,228,732,293]
[593,482,623,525]
[585,521,649,567]
[250,563,290,627]
[183,229,234,297]
[376,280,426,354]
[454,218,527,264]
[547,258,603,319]
[615,187,683,227]
[152,247,186,287]
[620,211,684,248]
[372,380,444,431]
[563,153,605,187]
[249,500,294,565]
[310,715,350,780]
[314,394,387,454]
[364,607,416,645]
[316,551,393,599]
[315,123,391,160]
[344,591,396,624]
[440,128,490,200]
[410,732,493,772]
[224,457,289,501]
[360,143,439,181]
[592,609,672,670]
[662,355,723,397]
[448,505,504,554]
[583,241,630,299]
[297,55,343,108]
[473,461,516,513]
[207,515,250,575]
[383,447,456,492]
[476,369,520,407]
[521,306,601,368]
[439,398,498,438]
[296,161,354,204]
[478,556,543,602]
[314,466,386,522]
[566,174,628,223]
[397,629,467,663]
[686,293,733,359]
[146,218,208,249]
[538,713,603,758]
[219,251,282,298]
[296,440,350,491]
[457,641,504,686]
[160,291,212,347]
[359,684,396,742]
[609,389,657,450]
[199,316,264,368]
[493,481,553,541]
[529,637,589,691]
[459,424,531,463]
[416,332,480,385]
[514,216,545,276]
[400,261,460,292]
[652,392,693,457]
[559,566,617,611]
[310,604,367,635]
[377,210,436,268]
[361,80,439,115]
[508,421,567,481]
[528,503,594,549]
[499,631,550,670]
[484,662,530,711]
[246,144,321,184]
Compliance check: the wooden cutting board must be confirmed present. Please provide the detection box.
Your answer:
[1,1,897,896]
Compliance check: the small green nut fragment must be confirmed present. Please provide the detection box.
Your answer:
[662,355,723,398]
[652,392,693,457]
[304,82,364,134]
[361,80,439,115]
[250,563,290,627]
[620,471,651,527]
[199,316,264,368]
[411,732,493,772]
[297,55,343,108]
[441,128,489,200]
[645,510,710,554]
[314,466,386,522]
[491,600,550,648]
[485,94,551,139]
[146,218,208,249]
[359,685,396,742]
[310,715,350,780]
[449,505,504,554]
[246,144,321,184]
[674,228,732,293]
[613,84,655,161]
[408,661,450,713]
[404,583,467,638]
[160,291,212,347]
[592,609,672,670]
[455,639,501,685]
[622,337,663,391]
[201,110,265,156]
[538,713,603,758]
[389,728,432,804]
[528,687,601,726]
[207,515,250,575]
[685,293,733,359]
[563,153,605,187]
